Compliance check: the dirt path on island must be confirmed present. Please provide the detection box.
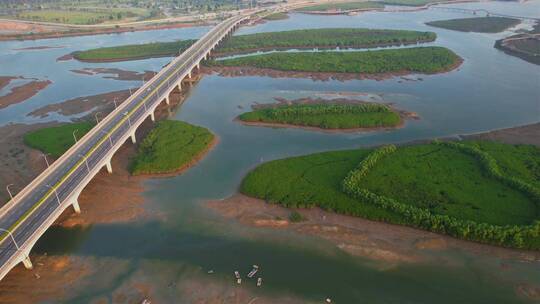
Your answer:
[0,80,51,110]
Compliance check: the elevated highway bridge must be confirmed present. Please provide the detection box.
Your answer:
[0,12,253,281]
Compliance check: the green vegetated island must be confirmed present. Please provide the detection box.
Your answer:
[296,1,384,12]
[212,46,461,75]
[73,39,196,62]
[72,28,437,62]
[263,12,289,20]
[426,17,521,33]
[24,122,94,158]
[23,120,215,176]
[241,141,540,249]
[379,0,445,6]
[216,28,436,54]
[238,103,402,130]
[130,120,215,175]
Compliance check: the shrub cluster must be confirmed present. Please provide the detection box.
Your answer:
[342,143,540,249]
[265,103,390,117]
[238,103,401,129]
[213,47,461,74]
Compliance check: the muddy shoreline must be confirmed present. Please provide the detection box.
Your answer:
[70,67,157,81]
[0,76,18,91]
[0,79,51,110]
[28,89,133,118]
[202,57,463,81]
[207,194,540,263]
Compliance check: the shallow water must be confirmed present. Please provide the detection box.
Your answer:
[1,1,540,303]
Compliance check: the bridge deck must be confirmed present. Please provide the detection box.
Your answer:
[0,13,249,281]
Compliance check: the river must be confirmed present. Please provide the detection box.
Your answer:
[0,1,539,303]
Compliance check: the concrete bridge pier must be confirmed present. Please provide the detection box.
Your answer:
[105,157,113,174]
[130,132,137,144]
[72,199,81,214]
[164,95,170,105]
[22,256,32,270]
[150,111,155,122]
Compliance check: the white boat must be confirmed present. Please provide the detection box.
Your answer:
[257,277,262,287]
[234,271,240,279]
[247,265,259,278]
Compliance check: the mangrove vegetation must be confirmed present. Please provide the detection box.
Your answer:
[130,120,215,175]
[217,28,436,53]
[238,103,401,129]
[73,39,196,62]
[240,141,540,249]
[212,47,461,74]
[426,17,520,33]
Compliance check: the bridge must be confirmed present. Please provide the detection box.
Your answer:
[0,12,252,281]
[430,6,540,22]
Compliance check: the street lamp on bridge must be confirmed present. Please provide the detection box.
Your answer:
[0,228,20,251]
[42,153,50,168]
[5,184,14,201]
[72,129,79,143]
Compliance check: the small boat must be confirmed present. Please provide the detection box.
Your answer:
[234,271,241,279]
[257,277,262,287]
[247,265,259,278]
[237,278,242,284]
[207,270,214,274]
[326,298,332,303]
[141,299,151,304]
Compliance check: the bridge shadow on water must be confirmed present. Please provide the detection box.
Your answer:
[30,221,528,304]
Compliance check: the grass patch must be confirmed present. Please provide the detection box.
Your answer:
[263,12,289,20]
[238,103,401,129]
[23,122,94,158]
[240,141,540,249]
[130,120,215,175]
[298,1,384,11]
[10,8,151,25]
[212,47,461,74]
[426,17,520,33]
[73,39,196,62]
[218,28,436,53]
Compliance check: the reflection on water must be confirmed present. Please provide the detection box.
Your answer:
[2,1,540,303]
